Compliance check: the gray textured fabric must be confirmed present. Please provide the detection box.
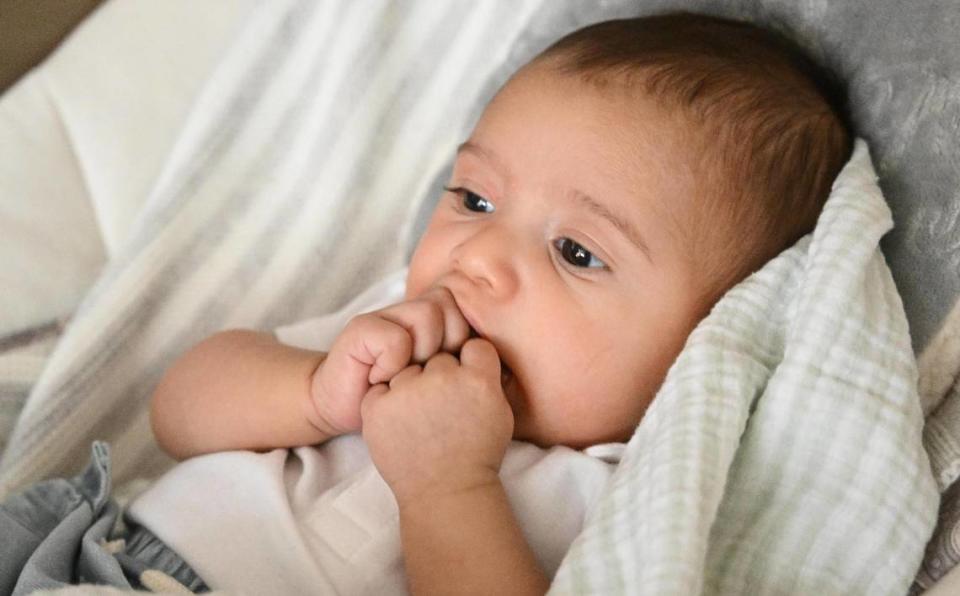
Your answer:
[0,442,204,594]
[116,524,208,593]
[409,0,960,353]
[0,442,128,594]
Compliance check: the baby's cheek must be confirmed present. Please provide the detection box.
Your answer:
[405,239,440,300]
[403,268,429,300]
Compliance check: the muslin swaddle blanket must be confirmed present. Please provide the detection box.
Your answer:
[551,140,938,594]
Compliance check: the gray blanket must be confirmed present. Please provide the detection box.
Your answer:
[0,443,129,594]
[0,443,205,594]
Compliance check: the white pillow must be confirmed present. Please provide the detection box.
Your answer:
[0,0,254,337]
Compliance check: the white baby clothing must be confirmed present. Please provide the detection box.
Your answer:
[128,268,622,595]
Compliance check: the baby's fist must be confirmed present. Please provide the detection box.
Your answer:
[361,338,514,503]
[307,287,472,435]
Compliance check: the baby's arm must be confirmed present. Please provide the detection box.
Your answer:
[363,340,549,595]
[400,484,549,595]
[150,330,333,460]
[151,286,471,460]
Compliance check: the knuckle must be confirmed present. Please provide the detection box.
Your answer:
[366,316,406,344]
[385,325,412,350]
[388,320,412,343]
[348,312,379,334]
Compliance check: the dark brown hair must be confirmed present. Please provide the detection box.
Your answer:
[537,12,853,304]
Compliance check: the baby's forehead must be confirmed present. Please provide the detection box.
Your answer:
[495,65,692,153]
[490,75,702,207]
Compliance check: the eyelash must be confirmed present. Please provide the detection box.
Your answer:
[443,185,610,272]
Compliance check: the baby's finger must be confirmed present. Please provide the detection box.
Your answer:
[345,314,413,385]
[418,286,472,353]
[389,363,423,389]
[375,300,445,363]
[458,338,501,377]
[422,351,459,374]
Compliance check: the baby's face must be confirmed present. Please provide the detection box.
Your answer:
[406,65,705,447]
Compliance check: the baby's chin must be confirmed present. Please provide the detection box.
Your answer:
[510,403,637,450]
[512,428,616,451]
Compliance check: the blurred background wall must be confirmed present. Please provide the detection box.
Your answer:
[0,0,105,94]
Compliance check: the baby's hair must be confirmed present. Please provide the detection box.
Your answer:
[536,12,853,305]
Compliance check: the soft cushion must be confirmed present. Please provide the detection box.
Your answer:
[0,0,254,337]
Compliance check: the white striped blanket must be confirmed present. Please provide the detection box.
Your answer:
[0,2,945,594]
[0,0,546,493]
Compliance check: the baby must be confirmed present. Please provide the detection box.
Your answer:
[131,12,852,595]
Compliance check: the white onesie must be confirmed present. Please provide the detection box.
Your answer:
[128,268,623,595]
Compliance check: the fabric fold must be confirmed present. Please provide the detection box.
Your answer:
[550,140,938,595]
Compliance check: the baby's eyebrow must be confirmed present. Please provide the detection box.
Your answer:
[456,141,510,178]
[567,189,654,263]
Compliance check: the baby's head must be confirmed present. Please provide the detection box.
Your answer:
[406,12,852,448]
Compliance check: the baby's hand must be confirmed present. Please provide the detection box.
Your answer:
[307,286,471,436]
[361,338,514,504]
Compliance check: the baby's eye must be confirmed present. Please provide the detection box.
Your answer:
[463,191,495,213]
[445,186,495,214]
[553,238,608,270]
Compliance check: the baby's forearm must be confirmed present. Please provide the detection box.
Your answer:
[151,329,336,460]
[397,477,549,596]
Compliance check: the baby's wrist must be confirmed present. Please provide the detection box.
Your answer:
[304,359,347,439]
[392,465,503,508]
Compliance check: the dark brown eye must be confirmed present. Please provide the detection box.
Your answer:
[462,190,494,213]
[443,186,495,214]
[554,238,606,269]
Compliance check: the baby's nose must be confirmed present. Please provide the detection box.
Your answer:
[452,227,519,300]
